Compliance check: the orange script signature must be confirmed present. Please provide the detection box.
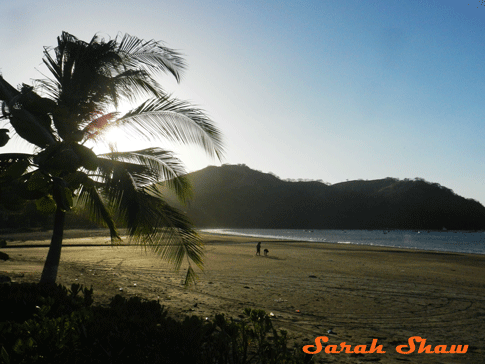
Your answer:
[303,336,468,355]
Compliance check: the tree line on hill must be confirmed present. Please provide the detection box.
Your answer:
[162,164,485,230]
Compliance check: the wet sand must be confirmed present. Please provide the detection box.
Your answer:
[1,229,484,363]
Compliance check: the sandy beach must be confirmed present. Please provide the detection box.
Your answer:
[1,229,484,363]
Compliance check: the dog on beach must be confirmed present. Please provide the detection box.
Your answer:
[264,248,269,256]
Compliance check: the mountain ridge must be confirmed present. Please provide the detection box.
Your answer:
[162,164,485,230]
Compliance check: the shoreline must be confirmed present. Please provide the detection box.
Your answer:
[3,227,485,254]
[1,229,484,363]
[201,228,485,256]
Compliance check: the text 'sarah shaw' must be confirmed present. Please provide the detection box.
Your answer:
[303,336,468,355]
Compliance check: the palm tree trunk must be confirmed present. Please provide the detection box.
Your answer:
[39,207,66,285]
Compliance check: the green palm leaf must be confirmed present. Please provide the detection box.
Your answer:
[142,186,204,280]
[98,157,202,280]
[98,148,191,202]
[119,183,203,283]
[117,97,224,160]
[111,69,165,102]
[93,160,201,282]
[40,32,185,122]
[77,183,121,242]
[117,33,186,82]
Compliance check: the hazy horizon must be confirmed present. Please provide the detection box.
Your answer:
[1,0,484,205]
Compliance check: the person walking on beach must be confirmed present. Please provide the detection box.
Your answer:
[256,242,261,256]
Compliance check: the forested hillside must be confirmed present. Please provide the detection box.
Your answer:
[163,164,485,230]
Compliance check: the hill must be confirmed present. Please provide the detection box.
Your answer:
[162,164,485,230]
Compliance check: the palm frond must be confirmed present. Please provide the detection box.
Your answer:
[111,69,165,101]
[117,97,224,160]
[76,182,120,242]
[39,32,181,126]
[34,78,60,101]
[42,32,122,123]
[98,148,191,202]
[100,164,203,282]
[42,45,63,86]
[138,185,203,271]
[183,265,199,286]
[0,75,20,102]
[96,154,152,183]
[117,33,186,82]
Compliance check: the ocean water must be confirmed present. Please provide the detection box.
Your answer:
[201,228,485,255]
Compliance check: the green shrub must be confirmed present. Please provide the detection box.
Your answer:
[0,283,93,323]
[0,283,308,364]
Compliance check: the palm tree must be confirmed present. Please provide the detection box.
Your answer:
[0,32,223,285]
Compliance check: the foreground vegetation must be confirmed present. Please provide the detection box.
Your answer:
[0,282,309,364]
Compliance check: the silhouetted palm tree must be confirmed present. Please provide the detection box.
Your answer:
[0,32,223,285]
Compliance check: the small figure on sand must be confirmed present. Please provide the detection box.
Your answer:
[264,248,269,257]
[256,242,261,256]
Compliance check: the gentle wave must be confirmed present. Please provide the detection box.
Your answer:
[201,228,485,255]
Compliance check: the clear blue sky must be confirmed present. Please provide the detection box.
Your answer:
[1,0,484,204]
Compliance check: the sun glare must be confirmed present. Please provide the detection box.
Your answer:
[90,127,219,173]
[102,126,125,150]
[92,125,147,154]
